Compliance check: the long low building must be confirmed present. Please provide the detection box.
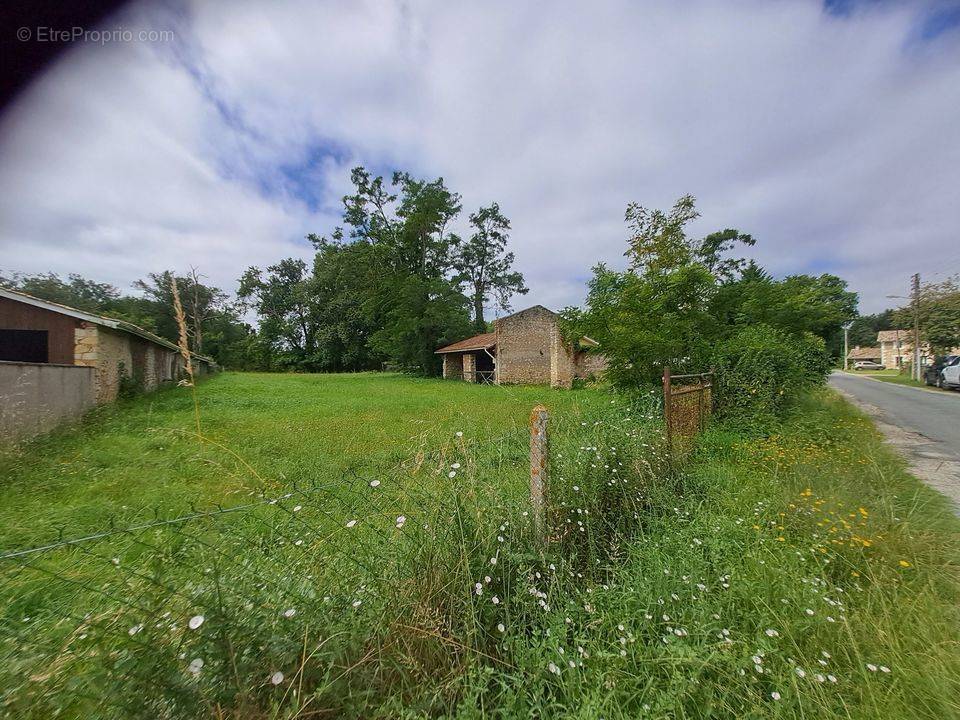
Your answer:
[1,288,215,443]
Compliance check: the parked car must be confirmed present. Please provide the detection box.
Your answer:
[853,360,885,371]
[938,356,960,390]
[924,355,960,388]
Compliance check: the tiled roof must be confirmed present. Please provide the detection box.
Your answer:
[847,346,881,360]
[877,329,910,343]
[435,331,497,354]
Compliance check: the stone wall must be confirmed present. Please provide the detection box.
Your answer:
[0,361,95,445]
[442,353,463,379]
[74,324,188,403]
[549,325,576,389]
[575,350,608,380]
[94,326,134,403]
[495,306,555,384]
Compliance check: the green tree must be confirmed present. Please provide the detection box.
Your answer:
[891,276,960,354]
[334,167,471,374]
[847,310,894,348]
[0,271,120,312]
[453,202,528,331]
[133,269,232,355]
[238,259,319,369]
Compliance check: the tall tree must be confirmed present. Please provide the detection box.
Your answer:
[134,270,231,355]
[237,259,319,368]
[892,275,960,354]
[333,166,471,374]
[453,203,528,331]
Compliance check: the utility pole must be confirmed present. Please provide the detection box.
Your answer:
[912,273,921,381]
[843,323,850,371]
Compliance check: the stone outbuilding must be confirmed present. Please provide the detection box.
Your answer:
[1,287,215,407]
[435,305,606,388]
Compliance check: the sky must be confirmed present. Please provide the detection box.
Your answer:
[1,0,959,317]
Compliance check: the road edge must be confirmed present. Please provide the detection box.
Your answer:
[830,386,960,515]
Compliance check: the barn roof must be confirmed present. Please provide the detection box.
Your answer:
[0,287,216,364]
[434,331,497,354]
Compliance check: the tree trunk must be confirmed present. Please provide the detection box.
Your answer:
[473,287,485,332]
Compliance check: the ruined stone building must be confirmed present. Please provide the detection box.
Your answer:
[435,305,606,388]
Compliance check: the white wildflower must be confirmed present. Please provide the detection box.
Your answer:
[188,615,204,630]
[188,658,204,675]
[270,671,284,685]
[283,608,296,618]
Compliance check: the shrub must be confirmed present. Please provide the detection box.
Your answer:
[712,325,830,429]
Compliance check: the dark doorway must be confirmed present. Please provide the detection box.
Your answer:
[0,328,49,362]
[475,351,495,383]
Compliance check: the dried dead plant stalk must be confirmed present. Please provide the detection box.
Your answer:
[171,275,201,436]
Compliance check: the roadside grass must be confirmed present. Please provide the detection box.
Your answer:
[0,372,609,551]
[439,389,960,718]
[1,376,959,718]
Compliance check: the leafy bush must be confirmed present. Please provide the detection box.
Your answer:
[712,325,830,429]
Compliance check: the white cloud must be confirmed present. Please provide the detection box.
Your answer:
[1,0,958,313]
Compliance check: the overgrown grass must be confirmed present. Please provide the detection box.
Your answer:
[1,376,959,718]
[0,372,608,550]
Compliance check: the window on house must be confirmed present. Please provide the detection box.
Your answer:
[0,329,49,363]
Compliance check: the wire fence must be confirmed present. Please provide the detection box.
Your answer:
[0,391,672,719]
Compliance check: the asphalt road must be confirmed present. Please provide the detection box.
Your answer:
[829,371,960,509]
[829,372,960,448]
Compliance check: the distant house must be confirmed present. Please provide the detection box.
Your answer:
[1,288,216,443]
[877,329,926,369]
[846,346,882,364]
[435,305,606,388]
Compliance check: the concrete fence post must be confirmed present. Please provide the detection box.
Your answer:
[530,404,549,543]
[662,366,672,451]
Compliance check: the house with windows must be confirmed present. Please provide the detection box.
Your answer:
[435,305,606,388]
[877,329,926,369]
[1,288,215,443]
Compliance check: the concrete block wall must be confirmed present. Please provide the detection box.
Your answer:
[0,362,95,445]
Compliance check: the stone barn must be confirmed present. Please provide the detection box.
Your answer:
[435,305,606,389]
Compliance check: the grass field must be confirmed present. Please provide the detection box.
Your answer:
[2,374,959,718]
[0,372,609,550]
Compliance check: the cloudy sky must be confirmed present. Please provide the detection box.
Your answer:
[1,0,959,315]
